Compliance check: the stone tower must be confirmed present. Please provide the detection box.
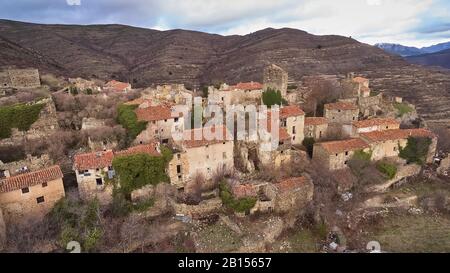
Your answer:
[263,64,288,97]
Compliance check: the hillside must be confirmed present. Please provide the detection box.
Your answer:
[0,19,449,125]
[406,48,450,69]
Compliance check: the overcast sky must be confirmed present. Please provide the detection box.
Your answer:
[0,0,449,47]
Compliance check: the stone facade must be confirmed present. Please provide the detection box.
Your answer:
[135,105,184,144]
[343,118,400,138]
[172,197,222,219]
[168,151,190,189]
[0,166,65,225]
[0,68,40,89]
[208,82,263,106]
[68,78,101,92]
[304,117,328,140]
[313,138,371,170]
[263,64,288,97]
[324,102,359,124]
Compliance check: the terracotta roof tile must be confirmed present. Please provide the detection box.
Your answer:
[135,105,180,122]
[183,126,233,148]
[318,138,369,154]
[73,150,114,170]
[352,118,400,128]
[360,128,436,143]
[280,105,305,118]
[353,77,369,84]
[105,80,131,92]
[115,143,161,158]
[231,184,258,199]
[124,98,152,106]
[73,143,162,170]
[325,102,358,111]
[305,117,328,126]
[275,177,307,193]
[0,165,63,193]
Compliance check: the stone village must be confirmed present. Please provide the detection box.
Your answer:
[0,64,448,253]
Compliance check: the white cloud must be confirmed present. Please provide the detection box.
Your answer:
[66,0,81,6]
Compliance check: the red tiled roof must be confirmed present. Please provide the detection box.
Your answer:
[231,184,258,199]
[183,126,233,148]
[353,77,369,84]
[360,128,436,143]
[318,138,369,154]
[325,102,358,111]
[0,165,63,193]
[280,105,305,118]
[352,118,399,128]
[275,177,307,193]
[305,117,328,126]
[73,150,114,170]
[74,143,162,170]
[124,98,152,106]
[105,80,131,92]
[265,118,290,141]
[231,82,263,91]
[115,143,161,158]
[135,105,180,122]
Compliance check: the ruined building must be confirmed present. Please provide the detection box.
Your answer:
[0,68,41,89]
[263,64,288,97]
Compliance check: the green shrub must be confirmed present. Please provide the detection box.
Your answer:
[133,198,155,212]
[376,161,397,179]
[112,147,172,195]
[399,137,432,165]
[262,88,283,107]
[117,104,148,141]
[302,137,315,158]
[353,149,372,162]
[0,102,45,139]
[219,182,257,213]
[394,102,413,116]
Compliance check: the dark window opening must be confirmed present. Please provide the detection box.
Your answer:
[162,139,169,144]
[36,196,45,203]
[96,178,103,186]
[42,182,48,188]
[177,165,182,174]
[22,187,30,194]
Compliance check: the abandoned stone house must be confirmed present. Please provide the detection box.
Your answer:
[359,128,437,162]
[208,82,263,106]
[168,126,234,189]
[73,143,161,204]
[0,98,59,147]
[343,118,400,137]
[278,105,305,145]
[263,64,288,97]
[68,78,102,92]
[304,117,328,140]
[104,80,132,93]
[313,138,370,170]
[324,102,359,124]
[342,74,370,98]
[151,84,194,106]
[0,165,65,224]
[0,68,41,89]
[230,176,314,215]
[0,154,53,179]
[135,104,184,144]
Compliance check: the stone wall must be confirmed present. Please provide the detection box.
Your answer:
[168,151,190,189]
[75,169,113,206]
[325,108,359,124]
[275,177,314,214]
[0,97,59,146]
[358,94,382,117]
[172,197,222,218]
[0,69,41,89]
[0,154,53,177]
[263,64,288,97]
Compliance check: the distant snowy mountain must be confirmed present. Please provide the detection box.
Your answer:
[376,41,450,57]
